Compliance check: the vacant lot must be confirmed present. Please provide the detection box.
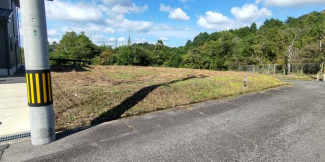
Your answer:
[51,66,285,131]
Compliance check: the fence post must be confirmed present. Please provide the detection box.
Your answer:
[253,65,255,73]
[274,64,276,74]
[268,65,270,74]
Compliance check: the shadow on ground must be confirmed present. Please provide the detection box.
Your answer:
[91,75,208,125]
[0,66,25,78]
[0,67,26,84]
[55,74,207,140]
[306,74,317,80]
[51,65,91,73]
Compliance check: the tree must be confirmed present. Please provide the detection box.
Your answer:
[155,40,164,49]
[192,32,209,47]
[93,47,116,65]
[184,40,193,51]
[54,31,98,60]
[284,28,303,74]
[153,40,168,65]
[117,46,132,65]
[250,23,257,33]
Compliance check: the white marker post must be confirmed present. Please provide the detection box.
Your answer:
[244,76,248,87]
[20,0,55,145]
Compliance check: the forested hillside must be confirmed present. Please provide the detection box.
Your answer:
[49,11,325,72]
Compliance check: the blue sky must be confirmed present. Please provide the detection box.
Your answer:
[40,0,325,47]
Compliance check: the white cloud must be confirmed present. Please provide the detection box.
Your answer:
[99,0,148,24]
[231,4,272,23]
[103,28,116,34]
[149,30,196,39]
[159,37,169,41]
[184,27,191,31]
[100,3,148,18]
[160,4,173,12]
[61,24,115,35]
[106,19,153,33]
[153,24,174,31]
[263,0,319,7]
[179,0,195,4]
[147,24,197,42]
[160,4,190,21]
[255,0,262,4]
[118,37,126,43]
[197,11,239,30]
[169,8,190,21]
[46,0,151,34]
[197,3,272,31]
[99,1,153,33]
[45,0,103,23]
[47,29,59,37]
[134,38,147,43]
[48,38,60,44]
[90,35,116,44]
[102,0,133,6]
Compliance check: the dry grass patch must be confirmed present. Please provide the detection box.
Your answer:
[51,65,286,131]
[272,74,316,81]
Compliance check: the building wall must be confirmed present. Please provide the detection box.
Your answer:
[8,1,20,71]
[0,0,20,75]
[0,23,7,69]
[0,0,11,9]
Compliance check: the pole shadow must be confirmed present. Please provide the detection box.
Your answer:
[91,75,208,125]
[305,74,317,80]
[55,74,208,141]
[51,65,91,73]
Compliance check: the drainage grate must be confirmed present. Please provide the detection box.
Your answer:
[0,132,31,143]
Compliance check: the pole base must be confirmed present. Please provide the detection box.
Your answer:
[31,133,55,146]
[29,105,56,146]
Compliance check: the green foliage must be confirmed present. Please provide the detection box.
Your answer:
[192,32,209,47]
[93,46,116,65]
[48,11,325,72]
[116,45,152,66]
[50,31,99,60]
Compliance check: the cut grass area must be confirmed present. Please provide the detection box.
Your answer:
[51,65,286,131]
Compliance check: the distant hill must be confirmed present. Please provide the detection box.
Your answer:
[183,11,325,69]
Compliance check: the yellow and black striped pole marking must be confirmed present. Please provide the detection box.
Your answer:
[25,70,53,107]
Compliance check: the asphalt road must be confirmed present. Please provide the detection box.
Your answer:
[2,80,325,162]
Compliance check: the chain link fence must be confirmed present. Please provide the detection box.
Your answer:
[229,63,322,75]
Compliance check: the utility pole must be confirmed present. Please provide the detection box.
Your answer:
[20,0,55,145]
[115,38,118,48]
[127,35,131,46]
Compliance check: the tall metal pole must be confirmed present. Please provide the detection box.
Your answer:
[20,0,55,145]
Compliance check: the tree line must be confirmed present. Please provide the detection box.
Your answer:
[49,11,325,74]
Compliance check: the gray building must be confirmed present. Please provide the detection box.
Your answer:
[0,0,20,75]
